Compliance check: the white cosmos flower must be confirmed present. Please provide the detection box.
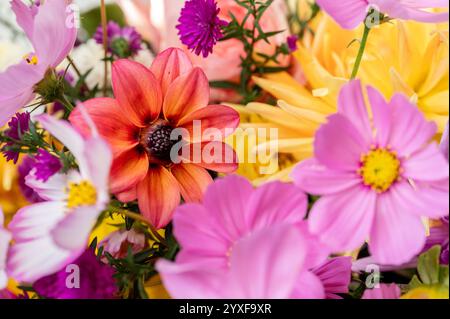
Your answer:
[7,111,112,283]
[0,208,11,289]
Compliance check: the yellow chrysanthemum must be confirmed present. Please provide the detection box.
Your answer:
[0,157,27,218]
[401,286,449,299]
[233,14,448,184]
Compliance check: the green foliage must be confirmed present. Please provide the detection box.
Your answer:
[409,245,449,289]
[81,4,126,38]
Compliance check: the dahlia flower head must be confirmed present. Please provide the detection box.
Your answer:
[156,175,352,299]
[7,112,113,283]
[69,48,240,230]
[0,0,77,126]
[316,0,449,29]
[292,80,449,265]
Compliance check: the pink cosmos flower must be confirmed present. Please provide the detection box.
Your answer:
[316,0,449,29]
[0,208,11,289]
[7,113,112,283]
[0,0,77,127]
[292,80,449,265]
[156,175,351,299]
[362,283,401,299]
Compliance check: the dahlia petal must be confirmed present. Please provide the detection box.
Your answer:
[8,201,66,242]
[150,47,193,96]
[369,191,426,265]
[338,80,372,144]
[315,0,369,29]
[177,105,240,142]
[199,175,254,243]
[69,98,139,155]
[291,158,362,195]
[388,93,437,157]
[291,271,325,299]
[112,59,163,127]
[309,186,377,252]
[367,86,391,147]
[362,283,401,299]
[51,206,101,251]
[172,203,229,267]
[246,181,308,231]
[315,114,368,171]
[110,148,148,194]
[137,166,181,229]
[312,257,352,299]
[162,67,209,122]
[180,141,238,173]
[403,143,449,182]
[171,164,212,203]
[116,187,137,202]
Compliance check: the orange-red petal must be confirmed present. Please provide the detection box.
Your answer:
[116,186,137,203]
[180,141,238,173]
[112,59,163,127]
[110,148,149,194]
[69,98,139,155]
[137,166,181,229]
[177,104,240,142]
[150,47,193,96]
[171,163,213,203]
[162,67,209,122]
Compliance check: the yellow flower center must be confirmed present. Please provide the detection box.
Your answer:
[66,180,97,209]
[358,148,401,193]
[23,54,38,65]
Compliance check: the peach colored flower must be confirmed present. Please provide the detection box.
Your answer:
[70,48,239,229]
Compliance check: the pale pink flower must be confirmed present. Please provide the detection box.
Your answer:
[291,80,449,265]
[156,175,348,299]
[316,0,449,29]
[0,209,11,289]
[100,228,146,259]
[7,113,112,283]
[0,0,77,126]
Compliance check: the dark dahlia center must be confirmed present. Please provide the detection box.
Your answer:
[143,125,179,161]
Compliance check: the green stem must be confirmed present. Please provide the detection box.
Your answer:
[350,23,371,80]
[109,205,168,247]
[56,95,74,112]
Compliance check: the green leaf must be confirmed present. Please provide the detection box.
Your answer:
[417,245,441,285]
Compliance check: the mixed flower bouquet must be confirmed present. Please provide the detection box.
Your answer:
[0,0,448,300]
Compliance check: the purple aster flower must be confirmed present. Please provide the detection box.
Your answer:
[424,216,449,265]
[18,156,43,203]
[177,0,228,58]
[1,113,31,164]
[94,21,142,58]
[33,149,62,182]
[287,35,298,52]
[33,249,118,299]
